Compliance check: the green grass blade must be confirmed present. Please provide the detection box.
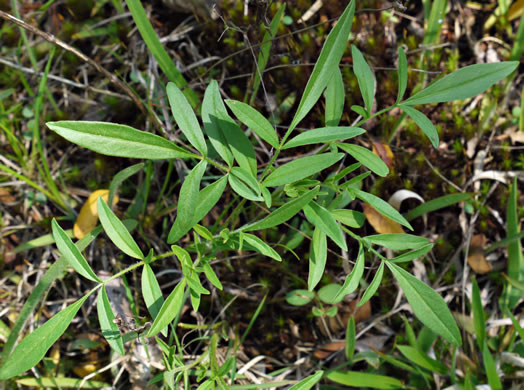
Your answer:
[396,46,408,103]
[482,343,502,390]
[400,105,439,148]
[124,0,198,107]
[471,277,486,350]
[404,193,473,221]
[327,371,403,389]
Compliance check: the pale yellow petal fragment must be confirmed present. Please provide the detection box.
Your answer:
[74,190,119,239]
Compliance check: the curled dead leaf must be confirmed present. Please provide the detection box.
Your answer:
[362,203,404,234]
[467,234,492,274]
[74,190,119,239]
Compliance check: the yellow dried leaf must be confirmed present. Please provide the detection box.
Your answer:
[362,203,404,234]
[372,141,395,168]
[467,234,491,274]
[74,190,119,239]
[509,0,524,21]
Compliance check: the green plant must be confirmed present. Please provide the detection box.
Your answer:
[0,0,520,387]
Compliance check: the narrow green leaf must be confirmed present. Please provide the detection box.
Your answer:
[98,197,144,260]
[502,177,524,309]
[202,81,234,166]
[345,316,356,361]
[403,61,519,105]
[51,219,101,282]
[226,100,279,148]
[508,311,524,342]
[308,228,327,291]
[288,370,324,390]
[0,294,90,379]
[46,121,193,159]
[167,82,207,156]
[16,377,110,388]
[97,286,124,355]
[108,163,144,207]
[203,263,223,290]
[482,343,502,390]
[167,161,208,244]
[351,189,413,230]
[147,279,186,337]
[335,244,364,301]
[124,0,197,106]
[352,45,375,113]
[241,232,281,261]
[142,263,167,336]
[397,345,447,374]
[191,176,228,233]
[358,261,384,307]
[365,233,429,251]
[244,187,320,231]
[405,193,473,221]
[396,46,408,103]
[283,127,365,149]
[327,371,403,389]
[386,261,462,346]
[337,143,388,177]
[286,289,315,306]
[471,277,486,350]
[331,209,365,228]
[400,105,439,148]
[218,111,257,176]
[325,68,345,126]
[228,167,263,202]
[250,4,286,105]
[389,244,434,263]
[264,153,344,187]
[303,201,347,251]
[288,0,355,132]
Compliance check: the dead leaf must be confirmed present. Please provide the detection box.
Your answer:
[74,190,119,239]
[467,234,492,274]
[362,203,404,234]
[372,141,395,169]
[509,0,524,21]
[313,340,345,359]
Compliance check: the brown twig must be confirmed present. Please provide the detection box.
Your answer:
[0,10,149,120]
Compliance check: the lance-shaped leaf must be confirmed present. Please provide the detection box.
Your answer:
[241,232,281,261]
[216,111,257,176]
[288,0,355,132]
[167,161,207,244]
[46,121,193,159]
[108,163,144,207]
[331,209,365,228]
[147,279,187,337]
[289,370,324,390]
[472,277,486,350]
[51,219,101,282]
[225,100,279,148]
[402,61,519,106]
[350,188,413,231]
[142,263,167,336]
[358,261,384,307]
[304,201,347,251]
[169,175,228,244]
[364,234,429,251]
[202,81,233,166]
[97,286,124,355]
[0,294,90,380]
[386,261,462,346]
[283,127,365,149]
[325,68,345,126]
[396,46,408,103]
[229,167,263,202]
[389,244,433,263]
[97,197,144,260]
[346,316,356,361]
[264,153,344,187]
[405,193,473,221]
[397,345,447,374]
[244,187,320,231]
[166,82,207,156]
[400,105,439,148]
[308,228,327,291]
[337,143,388,177]
[327,371,403,389]
[334,244,364,301]
[352,45,375,114]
